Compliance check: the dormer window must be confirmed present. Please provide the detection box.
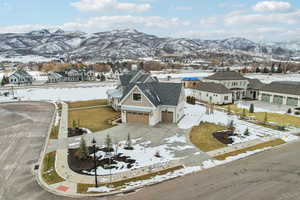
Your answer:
[133,93,142,101]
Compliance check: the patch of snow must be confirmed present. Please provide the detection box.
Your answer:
[87,186,112,193]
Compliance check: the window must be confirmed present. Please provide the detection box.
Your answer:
[133,93,142,101]
[224,96,228,100]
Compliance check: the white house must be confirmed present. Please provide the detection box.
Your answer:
[190,82,233,105]
[204,71,249,101]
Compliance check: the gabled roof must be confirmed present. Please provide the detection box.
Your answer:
[192,82,232,94]
[10,70,32,79]
[260,81,300,96]
[121,82,183,107]
[206,71,248,81]
[119,70,153,87]
[247,78,265,90]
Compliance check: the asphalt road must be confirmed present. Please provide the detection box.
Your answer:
[1,102,300,200]
[0,102,89,200]
[110,141,300,200]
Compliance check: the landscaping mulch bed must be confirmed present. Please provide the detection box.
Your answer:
[213,130,236,145]
[68,128,87,137]
[68,147,136,175]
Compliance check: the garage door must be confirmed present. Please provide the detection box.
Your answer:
[127,112,149,125]
[273,95,283,105]
[287,97,298,106]
[162,111,173,123]
[261,93,271,103]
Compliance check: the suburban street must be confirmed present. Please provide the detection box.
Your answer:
[110,141,300,200]
[0,102,88,200]
[1,102,300,200]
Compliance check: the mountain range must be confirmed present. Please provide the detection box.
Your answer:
[0,29,299,62]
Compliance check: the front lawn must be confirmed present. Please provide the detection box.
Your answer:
[190,122,228,152]
[219,104,300,128]
[42,151,65,185]
[214,139,286,160]
[68,107,120,132]
[68,99,108,109]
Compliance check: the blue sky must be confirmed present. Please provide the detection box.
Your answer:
[0,0,299,41]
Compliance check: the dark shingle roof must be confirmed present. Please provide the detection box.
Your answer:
[247,78,265,90]
[261,81,300,96]
[121,82,182,107]
[193,82,231,94]
[206,71,247,81]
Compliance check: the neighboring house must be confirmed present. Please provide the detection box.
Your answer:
[108,70,185,126]
[259,82,300,107]
[182,77,200,88]
[191,82,233,105]
[203,71,249,101]
[78,68,95,81]
[64,69,80,82]
[47,72,63,83]
[246,78,265,100]
[8,70,33,85]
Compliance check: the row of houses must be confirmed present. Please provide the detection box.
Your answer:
[5,68,96,85]
[47,68,95,83]
[186,71,300,107]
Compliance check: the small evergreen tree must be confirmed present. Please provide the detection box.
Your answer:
[263,112,268,124]
[255,67,261,73]
[271,64,275,73]
[277,64,283,73]
[244,128,250,136]
[76,137,89,160]
[96,74,101,80]
[228,120,234,130]
[100,73,106,81]
[249,103,254,113]
[287,108,292,114]
[263,67,269,73]
[125,133,133,150]
[105,134,113,153]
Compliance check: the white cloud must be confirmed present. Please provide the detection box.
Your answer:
[199,16,218,26]
[253,1,291,12]
[70,0,151,12]
[175,6,192,11]
[0,15,189,33]
[224,10,300,26]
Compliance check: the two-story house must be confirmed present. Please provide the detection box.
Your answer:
[107,70,185,126]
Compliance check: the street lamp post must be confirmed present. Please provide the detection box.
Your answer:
[92,138,98,188]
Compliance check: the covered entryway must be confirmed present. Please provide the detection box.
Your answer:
[162,111,173,123]
[127,112,149,125]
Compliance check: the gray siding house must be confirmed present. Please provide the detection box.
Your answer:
[8,70,33,85]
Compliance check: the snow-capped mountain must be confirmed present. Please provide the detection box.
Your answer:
[0,29,298,62]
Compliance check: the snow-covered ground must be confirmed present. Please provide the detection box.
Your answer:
[0,84,113,102]
[178,103,298,144]
[87,146,274,193]
[0,55,55,63]
[245,73,300,83]
[85,135,195,176]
